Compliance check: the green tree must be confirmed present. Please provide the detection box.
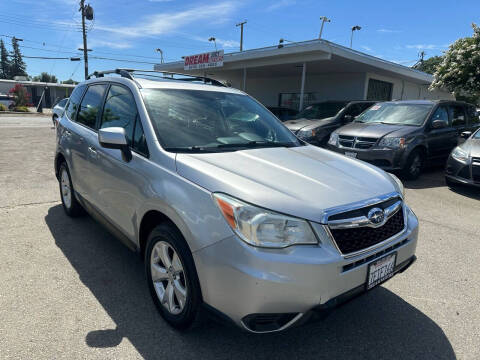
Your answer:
[413,55,443,75]
[62,79,78,85]
[9,37,27,78]
[430,23,480,101]
[32,72,58,83]
[0,39,10,79]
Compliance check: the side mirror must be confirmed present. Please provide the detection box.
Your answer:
[461,131,472,139]
[431,119,448,129]
[98,127,132,162]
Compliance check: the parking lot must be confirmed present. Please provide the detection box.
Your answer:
[0,115,479,359]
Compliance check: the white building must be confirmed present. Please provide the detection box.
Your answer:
[154,39,453,111]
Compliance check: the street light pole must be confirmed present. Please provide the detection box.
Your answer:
[208,37,217,51]
[319,16,331,39]
[236,21,247,51]
[350,25,361,48]
[156,48,164,64]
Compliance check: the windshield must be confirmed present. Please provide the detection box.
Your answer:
[355,103,433,126]
[141,89,301,152]
[295,101,348,120]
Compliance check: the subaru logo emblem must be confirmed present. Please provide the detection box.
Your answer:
[368,207,385,225]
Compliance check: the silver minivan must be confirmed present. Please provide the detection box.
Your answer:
[55,69,418,333]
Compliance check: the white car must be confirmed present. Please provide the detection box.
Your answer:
[0,94,14,109]
[52,98,68,126]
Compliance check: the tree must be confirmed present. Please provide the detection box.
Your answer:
[62,79,79,85]
[413,55,443,75]
[0,39,10,79]
[430,23,480,100]
[32,72,58,83]
[9,37,27,78]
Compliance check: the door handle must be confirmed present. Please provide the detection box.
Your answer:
[88,146,98,158]
[64,130,71,136]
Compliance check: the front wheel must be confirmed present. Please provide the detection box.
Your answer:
[401,150,424,180]
[58,162,84,217]
[145,223,202,330]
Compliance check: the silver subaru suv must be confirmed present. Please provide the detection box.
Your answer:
[54,69,418,333]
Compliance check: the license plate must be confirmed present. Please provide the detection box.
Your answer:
[366,253,397,290]
[345,151,357,158]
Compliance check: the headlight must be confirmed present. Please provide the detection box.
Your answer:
[378,137,406,149]
[451,146,469,163]
[213,193,318,248]
[388,172,404,197]
[297,128,316,140]
[328,132,339,146]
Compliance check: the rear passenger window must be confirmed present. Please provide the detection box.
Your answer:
[431,106,449,124]
[450,105,466,127]
[100,85,138,144]
[64,85,85,120]
[466,105,479,124]
[77,84,107,129]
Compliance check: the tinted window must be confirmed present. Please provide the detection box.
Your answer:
[132,120,149,156]
[100,85,137,144]
[77,84,107,129]
[356,103,433,126]
[295,101,348,120]
[344,103,374,118]
[450,105,466,127]
[431,106,449,124]
[466,105,479,124]
[141,89,300,151]
[57,98,68,107]
[65,85,85,120]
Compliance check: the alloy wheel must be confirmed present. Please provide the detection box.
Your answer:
[60,168,72,209]
[150,241,188,315]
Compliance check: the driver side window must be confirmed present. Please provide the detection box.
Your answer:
[431,106,449,126]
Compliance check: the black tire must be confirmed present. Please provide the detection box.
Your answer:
[145,223,202,330]
[58,162,85,217]
[52,114,58,127]
[445,177,458,188]
[401,149,424,180]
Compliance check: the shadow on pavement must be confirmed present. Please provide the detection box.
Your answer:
[45,205,455,360]
[402,166,446,190]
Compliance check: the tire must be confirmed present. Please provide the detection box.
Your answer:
[445,177,458,188]
[145,223,202,330]
[401,149,424,180]
[52,114,58,127]
[58,162,85,217]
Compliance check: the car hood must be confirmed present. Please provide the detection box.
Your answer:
[459,138,480,157]
[283,118,315,132]
[336,122,417,138]
[176,146,398,223]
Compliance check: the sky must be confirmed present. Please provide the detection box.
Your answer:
[1,0,479,82]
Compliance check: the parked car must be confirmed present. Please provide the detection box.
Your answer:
[55,69,418,333]
[52,98,69,126]
[267,107,299,121]
[0,94,14,109]
[445,128,480,188]
[328,100,480,180]
[284,100,376,146]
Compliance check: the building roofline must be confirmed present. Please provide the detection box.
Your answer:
[155,38,433,84]
[0,79,76,88]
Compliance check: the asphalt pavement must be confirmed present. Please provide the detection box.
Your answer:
[0,115,479,359]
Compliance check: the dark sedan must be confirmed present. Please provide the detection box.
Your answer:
[445,128,480,188]
[284,100,376,146]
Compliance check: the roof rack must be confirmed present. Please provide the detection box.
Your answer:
[87,68,226,87]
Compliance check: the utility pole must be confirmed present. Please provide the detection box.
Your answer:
[236,21,247,51]
[79,1,93,79]
[319,16,331,39]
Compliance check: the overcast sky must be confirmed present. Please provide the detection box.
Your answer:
[1,0,479,81]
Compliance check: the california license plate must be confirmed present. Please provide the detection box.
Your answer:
[345,151,357,158]
[366,253,397,290]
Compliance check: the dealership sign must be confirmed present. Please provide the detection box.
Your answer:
[184,50,224,70]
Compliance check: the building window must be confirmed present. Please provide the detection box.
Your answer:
[367,79,393,101]
[279,93,317,111]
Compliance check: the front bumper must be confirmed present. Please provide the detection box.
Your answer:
[328,145,406,171]
[193,206,419,333]
[445,155,480,187]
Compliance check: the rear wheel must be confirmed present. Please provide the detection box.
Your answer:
[145,223,202,330]
[58,162,84,217]
[402,149,424,180]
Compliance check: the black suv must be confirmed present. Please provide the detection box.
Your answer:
[328,100,480,179]
[284,100,376,146]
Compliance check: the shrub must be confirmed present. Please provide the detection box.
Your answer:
[14,106,29,112]
[9,84,30,107]
[0,104,6,111]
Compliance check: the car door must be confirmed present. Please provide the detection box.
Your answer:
[426,105,457,159]
[449,104,468,148]
[87,84,151,240]
[67,84,108,202]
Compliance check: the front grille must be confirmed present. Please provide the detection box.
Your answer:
[338,135,377,149]
[329,208,405,255]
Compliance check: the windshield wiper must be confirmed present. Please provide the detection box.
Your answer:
[216,141,297,148]
[163,146,221,153]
